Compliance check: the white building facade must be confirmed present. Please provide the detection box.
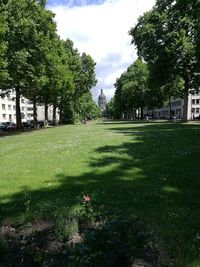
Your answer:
[144,93,200,120]
[0,90,59,123]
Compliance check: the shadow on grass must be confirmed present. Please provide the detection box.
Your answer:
[0,122,200,266]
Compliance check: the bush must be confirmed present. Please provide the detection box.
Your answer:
[0,235,8,261]
[71,216,158,267]
[54,216,79,242]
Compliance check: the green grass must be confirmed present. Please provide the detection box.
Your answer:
[0,121,200,266]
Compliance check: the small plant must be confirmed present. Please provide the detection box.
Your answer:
[70,215,158,267]
[0,235,8,261]
[79,194,97,224]
[24,199,31,213]
[55,215,79,241]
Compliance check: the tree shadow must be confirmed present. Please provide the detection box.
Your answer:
[0,122,200,266]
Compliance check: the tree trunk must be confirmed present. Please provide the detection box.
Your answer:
[53,103,56,125]
[44,103,48,125]
[141,106,144,120]
[15,87,22,129]
[133,109,136,120]
[169,97,172,122]
[182,79,189,121]
[33,98,37,128]
[59,105,63,124]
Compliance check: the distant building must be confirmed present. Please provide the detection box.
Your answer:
[98,89,107,113]
[144,93,200,120]
[0,90,59,123]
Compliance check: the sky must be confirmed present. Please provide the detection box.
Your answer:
[47,0,155,102]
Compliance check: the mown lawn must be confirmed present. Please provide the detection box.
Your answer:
[0,121,200,266]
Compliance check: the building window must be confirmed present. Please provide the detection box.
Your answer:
[2,104,6,110]
[21,107,25,111]
[21,98,25,103]
[13,105,16,110]
[192,99,195,104]
[192,108,195,113]
[196,108,199,113]
[196,99,199,104]
[3,114,6,119]
[9,114,12,120]
[8,105,11,110]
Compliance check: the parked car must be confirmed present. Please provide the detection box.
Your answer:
[6,123,17,131]
[0,122,10,131]
[38,120,44,127]
[193,115,200,121]
[22,121,33,129]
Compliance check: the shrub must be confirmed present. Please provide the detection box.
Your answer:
[0,235,8,261]
[55,216,79,242]
[71,216,158,267]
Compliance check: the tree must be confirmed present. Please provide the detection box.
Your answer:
[3,0,57,128]
[106,97,120,119]
[22,3,58,127]
[114,59,150,119]
[0,5,8,91]
[130,0,198,121]
[61,40,97,123]
[74,92,101,120]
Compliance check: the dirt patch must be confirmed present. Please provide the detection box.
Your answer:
[0,220,68,267]
[0,218,163,267]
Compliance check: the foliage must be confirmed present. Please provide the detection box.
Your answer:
[106,97,118,119]
[0,5,8,88]
[70,215,157,267]
[55,215,79,241]
[61,40,97,123]
[0,235,8,261]
[114,59,150,119]
[0,2,97,126]
[129,0,199,120]
[74,92,101,121]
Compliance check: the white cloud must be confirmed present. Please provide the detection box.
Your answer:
[49,0,155,102]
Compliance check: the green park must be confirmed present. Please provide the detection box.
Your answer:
[0,0,200,267]
[1,121,200,267]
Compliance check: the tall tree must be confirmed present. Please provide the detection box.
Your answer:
[61,40,97,123]
[130,0,198,121]
[22,3,57,127]
[114,59,150,119]
[74,92,101,120]
[0,5,8,91]
[3,0,57,127]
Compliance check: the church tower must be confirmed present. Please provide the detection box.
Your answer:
[98,89,107,113]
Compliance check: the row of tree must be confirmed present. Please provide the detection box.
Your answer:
[0,0,100,127]
[108,0,200,121]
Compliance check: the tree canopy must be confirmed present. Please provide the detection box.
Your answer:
[0,0,98,127]
[113,59,150,119]
[129,0,200,121]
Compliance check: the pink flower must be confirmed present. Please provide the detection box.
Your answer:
[83,195,90,202]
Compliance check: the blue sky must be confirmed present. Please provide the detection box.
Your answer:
[47,0,105,7]
[48,0,155,102]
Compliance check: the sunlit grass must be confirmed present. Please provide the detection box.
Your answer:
[0,121,200,266]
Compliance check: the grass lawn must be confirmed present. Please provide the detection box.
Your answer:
[0,121,200,266]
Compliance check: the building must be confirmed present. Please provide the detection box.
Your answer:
[0,90,59,123]
[37,105,59,122]
[98,89,107,113]
[144,93,200,120]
